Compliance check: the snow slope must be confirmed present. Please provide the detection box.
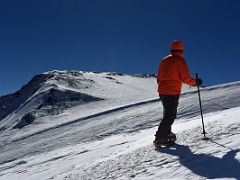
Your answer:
[0,70,159,137]
[0,71,240,180]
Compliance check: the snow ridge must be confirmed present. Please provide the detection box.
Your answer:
[0,70,158,134]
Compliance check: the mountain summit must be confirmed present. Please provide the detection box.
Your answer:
[0,70,158,133]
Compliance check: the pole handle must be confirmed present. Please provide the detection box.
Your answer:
[195,73,199,80]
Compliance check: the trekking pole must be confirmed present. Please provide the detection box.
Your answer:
[195,73,208,140]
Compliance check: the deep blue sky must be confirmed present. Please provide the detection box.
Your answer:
[0,0,240,95]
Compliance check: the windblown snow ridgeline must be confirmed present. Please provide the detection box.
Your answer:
[0,70,240,180]
[0,70,157,134]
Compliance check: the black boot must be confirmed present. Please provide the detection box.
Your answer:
[154,132,176,146]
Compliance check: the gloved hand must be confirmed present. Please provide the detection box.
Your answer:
[195,78,203,86]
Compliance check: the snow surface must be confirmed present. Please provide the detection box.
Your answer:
[0,70,240,180]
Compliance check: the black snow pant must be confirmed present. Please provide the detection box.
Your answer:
[155,95,180,139]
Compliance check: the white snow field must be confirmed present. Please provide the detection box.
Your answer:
[0,70,240,180]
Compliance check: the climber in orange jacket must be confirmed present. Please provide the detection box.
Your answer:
[154,40,202,146]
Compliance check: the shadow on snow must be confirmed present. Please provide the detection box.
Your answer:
[159,144,240,179]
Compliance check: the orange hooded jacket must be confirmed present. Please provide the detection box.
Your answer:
[157,52,196,95]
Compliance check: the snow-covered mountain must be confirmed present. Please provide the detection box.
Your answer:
[0,70,240,180]
[0,70,158,136]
